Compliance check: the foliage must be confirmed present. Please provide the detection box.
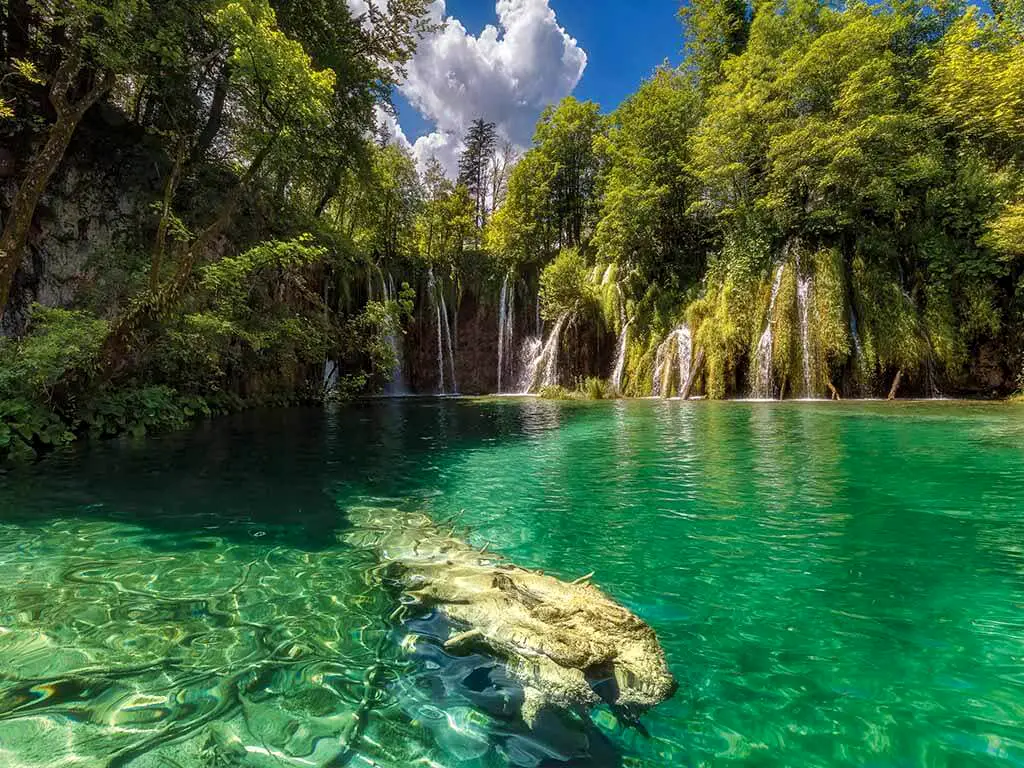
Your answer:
[594,68,707,295]
[537,378,616,401]
[487,98,603,267]
[539,249,595,321]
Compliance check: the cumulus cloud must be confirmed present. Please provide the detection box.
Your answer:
[357,0,587,177]
[374,104,412,151]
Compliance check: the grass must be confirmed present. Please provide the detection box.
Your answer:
[538,378,618,401]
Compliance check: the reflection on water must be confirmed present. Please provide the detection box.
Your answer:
[1,400,1024,766]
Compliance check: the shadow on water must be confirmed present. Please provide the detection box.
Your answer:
[0,399,593,550]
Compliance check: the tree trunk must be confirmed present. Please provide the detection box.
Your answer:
[887,369,902,400]
[150,140,186,292]
[680,348,705,400]
[0,58,112,322]
[314,159,345,218]
[101,129,282,372]
[190,62,231,165]
[827,381,841,400]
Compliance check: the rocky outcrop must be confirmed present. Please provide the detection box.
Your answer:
[0,113,166,334]
[345,507,677,726]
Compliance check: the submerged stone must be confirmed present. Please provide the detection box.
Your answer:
[345,508,678,727]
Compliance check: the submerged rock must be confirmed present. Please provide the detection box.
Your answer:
[345,508,677,727]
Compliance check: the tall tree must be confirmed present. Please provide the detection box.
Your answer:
[680,0,751,92]
[458,118,497,227]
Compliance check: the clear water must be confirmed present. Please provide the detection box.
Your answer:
[2,400,1024,767]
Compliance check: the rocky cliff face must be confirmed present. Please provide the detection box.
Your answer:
[406,287,501,396]
[1,111,166,335]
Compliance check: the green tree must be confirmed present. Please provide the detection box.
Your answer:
[0,0,150,321]
[458,118,498,228]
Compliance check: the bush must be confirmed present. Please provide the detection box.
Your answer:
[81,387,211,439]
[537,379,617,401]
[581,377,615,400]
[539,249,595,321]
[538,385,576,400]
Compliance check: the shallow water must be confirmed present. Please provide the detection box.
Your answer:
[1,399,1023,766]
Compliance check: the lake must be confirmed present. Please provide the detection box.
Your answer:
[1,399,1023,766]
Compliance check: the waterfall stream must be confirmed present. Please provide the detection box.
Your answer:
[611,319,631,394]
[523,314,568,392]
[797,275,813,397]
[428,268,458,394]
[440,291,457,394]
[381,272,407,396]
[652,324,693,398]
[497,274,515,394]
[753,265,786,399]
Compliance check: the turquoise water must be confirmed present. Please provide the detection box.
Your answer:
[1,399,1023,766]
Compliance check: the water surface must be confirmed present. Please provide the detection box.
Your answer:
[1,399,1023,766]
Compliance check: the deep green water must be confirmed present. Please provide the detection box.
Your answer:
[1,399,1023,767]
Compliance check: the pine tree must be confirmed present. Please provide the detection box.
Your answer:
[458,118,498,227]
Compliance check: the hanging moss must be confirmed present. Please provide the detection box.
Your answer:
[689,274,757,400]
[809,248,851,393]
[771,261,799,396]
[852,256,927,377]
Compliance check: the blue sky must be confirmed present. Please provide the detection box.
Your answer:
[385,0,684,172]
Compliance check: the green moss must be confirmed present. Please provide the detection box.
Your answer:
[810,248,851,376]
[852,256,927,375]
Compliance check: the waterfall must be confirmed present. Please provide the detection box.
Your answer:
[323,360,339,392]
[518,336,543,393]
[849,309,864,364]
[381,272,407,396]
[652,324,693,398]
[611,319,631,394]
[676,326,693,397]
[497,274,515,394]
[439,289,457,394]
[797,274,813,397]
[523,314,568,392]
[427,268,457,394]
[753,265,786,399]
[433,281,445,393]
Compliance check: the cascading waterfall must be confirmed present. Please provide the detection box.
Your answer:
[439,289,457,394]
[497,274,515,394]
[381,272,407,396]
[518,336,543,393]
[753,265,786,399]
[797,274,813,397]
[523,314,568,392]
[849,309,864,365]
[611,319,631,394]
[427,268,457,394]
[323,360,339,392]
[652,325,693,398]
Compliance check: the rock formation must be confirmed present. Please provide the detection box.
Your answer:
[345,507,678,727]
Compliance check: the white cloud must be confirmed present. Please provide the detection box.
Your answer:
[374,104,412,151]
[358,0,587,177]
[411,131,463,177]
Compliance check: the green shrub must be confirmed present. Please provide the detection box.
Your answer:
[81,387,211,439]
[581,377,616,400]
[539,249,596,321]
[538,385,577,400]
